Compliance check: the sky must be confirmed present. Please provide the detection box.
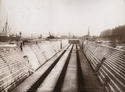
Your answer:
[0,0,125,37]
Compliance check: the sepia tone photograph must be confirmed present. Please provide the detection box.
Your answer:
[0,0,125,92]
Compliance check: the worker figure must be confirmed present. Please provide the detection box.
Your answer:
[20,42,23,51]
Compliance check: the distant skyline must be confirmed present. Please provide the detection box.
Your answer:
[0,0,125,37]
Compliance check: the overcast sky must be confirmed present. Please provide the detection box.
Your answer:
[0,0,125,36]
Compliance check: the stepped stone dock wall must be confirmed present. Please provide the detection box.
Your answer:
[81,41,125,92]
[0,40,68,92]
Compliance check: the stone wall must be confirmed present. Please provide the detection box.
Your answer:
[0,40,68,92]
[83,41,125,92]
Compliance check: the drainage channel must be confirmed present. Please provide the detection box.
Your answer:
[76,45,84,92]
[52,44,74,92]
